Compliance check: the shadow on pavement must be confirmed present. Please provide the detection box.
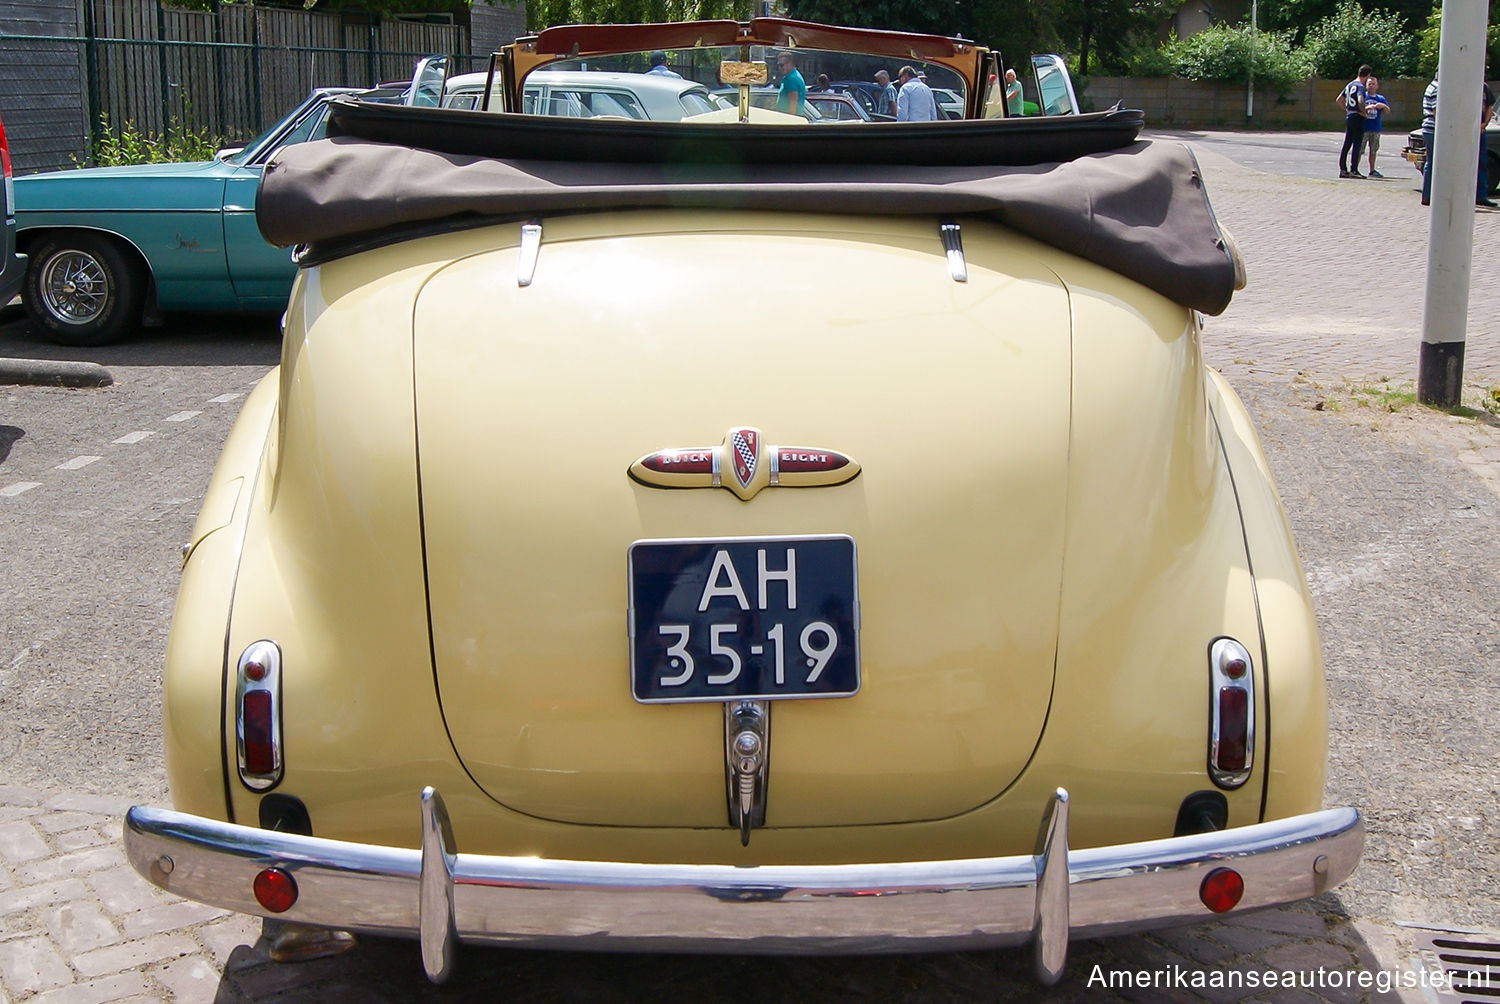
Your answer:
[0,425,21,463]
[0,306,281,369]
[207,896,1401,1003]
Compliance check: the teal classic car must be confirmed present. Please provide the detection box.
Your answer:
[13,88,373,345]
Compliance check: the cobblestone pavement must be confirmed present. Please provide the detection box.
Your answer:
[2,134,1497,1001]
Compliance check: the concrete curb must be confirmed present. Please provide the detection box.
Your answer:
[0,356,113,388]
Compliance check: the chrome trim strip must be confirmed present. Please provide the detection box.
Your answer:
[419,788,458,983]
[517,222,542,286]
[124,794,1361,980]
[940,221,967,282]
[1031,788,1069,985]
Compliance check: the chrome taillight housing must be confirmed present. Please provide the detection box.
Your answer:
[236,640,283,791]
[1208,638,1254,789]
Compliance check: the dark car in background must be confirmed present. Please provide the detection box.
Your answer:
[806,90,883,121]
[1402,122,1500,197]
[0,110,25,306]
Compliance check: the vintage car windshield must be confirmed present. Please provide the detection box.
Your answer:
[523,46,968,120]
[219,94,338,167]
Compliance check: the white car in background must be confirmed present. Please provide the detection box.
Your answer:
[931,86,965,119]
[445,69,728,121]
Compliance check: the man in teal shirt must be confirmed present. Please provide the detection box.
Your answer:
[776,51,806,115]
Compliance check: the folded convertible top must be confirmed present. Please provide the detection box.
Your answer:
[259,100,1239,314]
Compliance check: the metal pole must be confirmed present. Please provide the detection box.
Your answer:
[250,5,261,129]
[156,0,170,141]
[212,0,225,144]
[1417,2,1489,406]
[83,0,102,155]
[1246,0,1256,124]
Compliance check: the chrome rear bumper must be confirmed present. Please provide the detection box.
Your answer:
[123,788,1362,985]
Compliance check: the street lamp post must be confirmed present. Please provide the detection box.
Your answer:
[1418,2,1490,406]
[1246,0,1257,125]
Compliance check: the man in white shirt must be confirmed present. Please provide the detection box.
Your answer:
[896,65,937,122]
[646,51,681,78]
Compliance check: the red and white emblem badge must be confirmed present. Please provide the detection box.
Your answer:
[728,428,759,490]
[630,426,860,501]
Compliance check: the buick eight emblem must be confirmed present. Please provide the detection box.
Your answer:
[630,426,860,501]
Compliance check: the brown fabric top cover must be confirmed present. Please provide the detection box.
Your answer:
[259,121,1238,315]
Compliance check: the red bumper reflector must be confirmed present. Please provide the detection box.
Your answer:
[1215,686,1248,771]
[1199,867,1244,913]
[241,690,276,775]
[253,867,298,913]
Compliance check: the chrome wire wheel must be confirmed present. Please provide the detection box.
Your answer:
[23,232,142,345]
[38,248,111,326]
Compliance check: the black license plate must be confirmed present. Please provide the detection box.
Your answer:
[628,536,859,703]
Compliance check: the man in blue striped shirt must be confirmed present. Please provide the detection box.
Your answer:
[1420,72,1438,203]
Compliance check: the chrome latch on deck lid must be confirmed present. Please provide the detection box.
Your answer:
[517,222,541,286]
[940,221,967,282]
[725,701,769,845]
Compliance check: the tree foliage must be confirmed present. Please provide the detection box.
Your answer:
[1416,3,1500,79]
[779,0,1068,80]
[1051,0,1179,75]
[526,0,754,32]
[1144,23,1310,91]
[1256,0,1430,44]
[1300,0,1417,77]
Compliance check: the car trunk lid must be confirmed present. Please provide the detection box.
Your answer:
[412,213,1071,828]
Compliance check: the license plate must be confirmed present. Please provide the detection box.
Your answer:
[628,535,859,703]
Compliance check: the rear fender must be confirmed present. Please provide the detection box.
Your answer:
[1205,370,1327,821]
[164,372,279,820]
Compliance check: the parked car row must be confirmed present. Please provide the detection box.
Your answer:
[8,48,1067,346]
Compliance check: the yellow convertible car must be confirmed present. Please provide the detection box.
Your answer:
[124,19,1361,985]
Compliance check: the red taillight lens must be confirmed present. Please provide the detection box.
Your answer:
[1215,686,1248,771]
[241,690,276,775]
[0,117,10,179]
[1199,867,1244,913]
[253,868,298,913]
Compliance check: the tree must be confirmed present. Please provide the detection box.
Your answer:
[1259,0,1431,44]
[1300,0,1417,77]
[1416,2,1500,78]
[527,0,756,31]
[1050,0,1178,75]
[781,0,1066,75]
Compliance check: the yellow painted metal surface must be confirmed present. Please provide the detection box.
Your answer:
[162,208,1329,865]
[414,213,1069,827]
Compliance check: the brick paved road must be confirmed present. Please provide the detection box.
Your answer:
[2,134,1497,1002]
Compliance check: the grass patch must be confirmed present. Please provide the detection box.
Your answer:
[1316,379,1500,423]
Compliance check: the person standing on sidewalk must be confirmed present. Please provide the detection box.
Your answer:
[1338,64,1372,178]
[1421,70,1438,204]
[1479,80,1496,207]
[896,65,938,121]
[1361,76,1391,177]
[775,50,806,116]
[1422,71,1495,207]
